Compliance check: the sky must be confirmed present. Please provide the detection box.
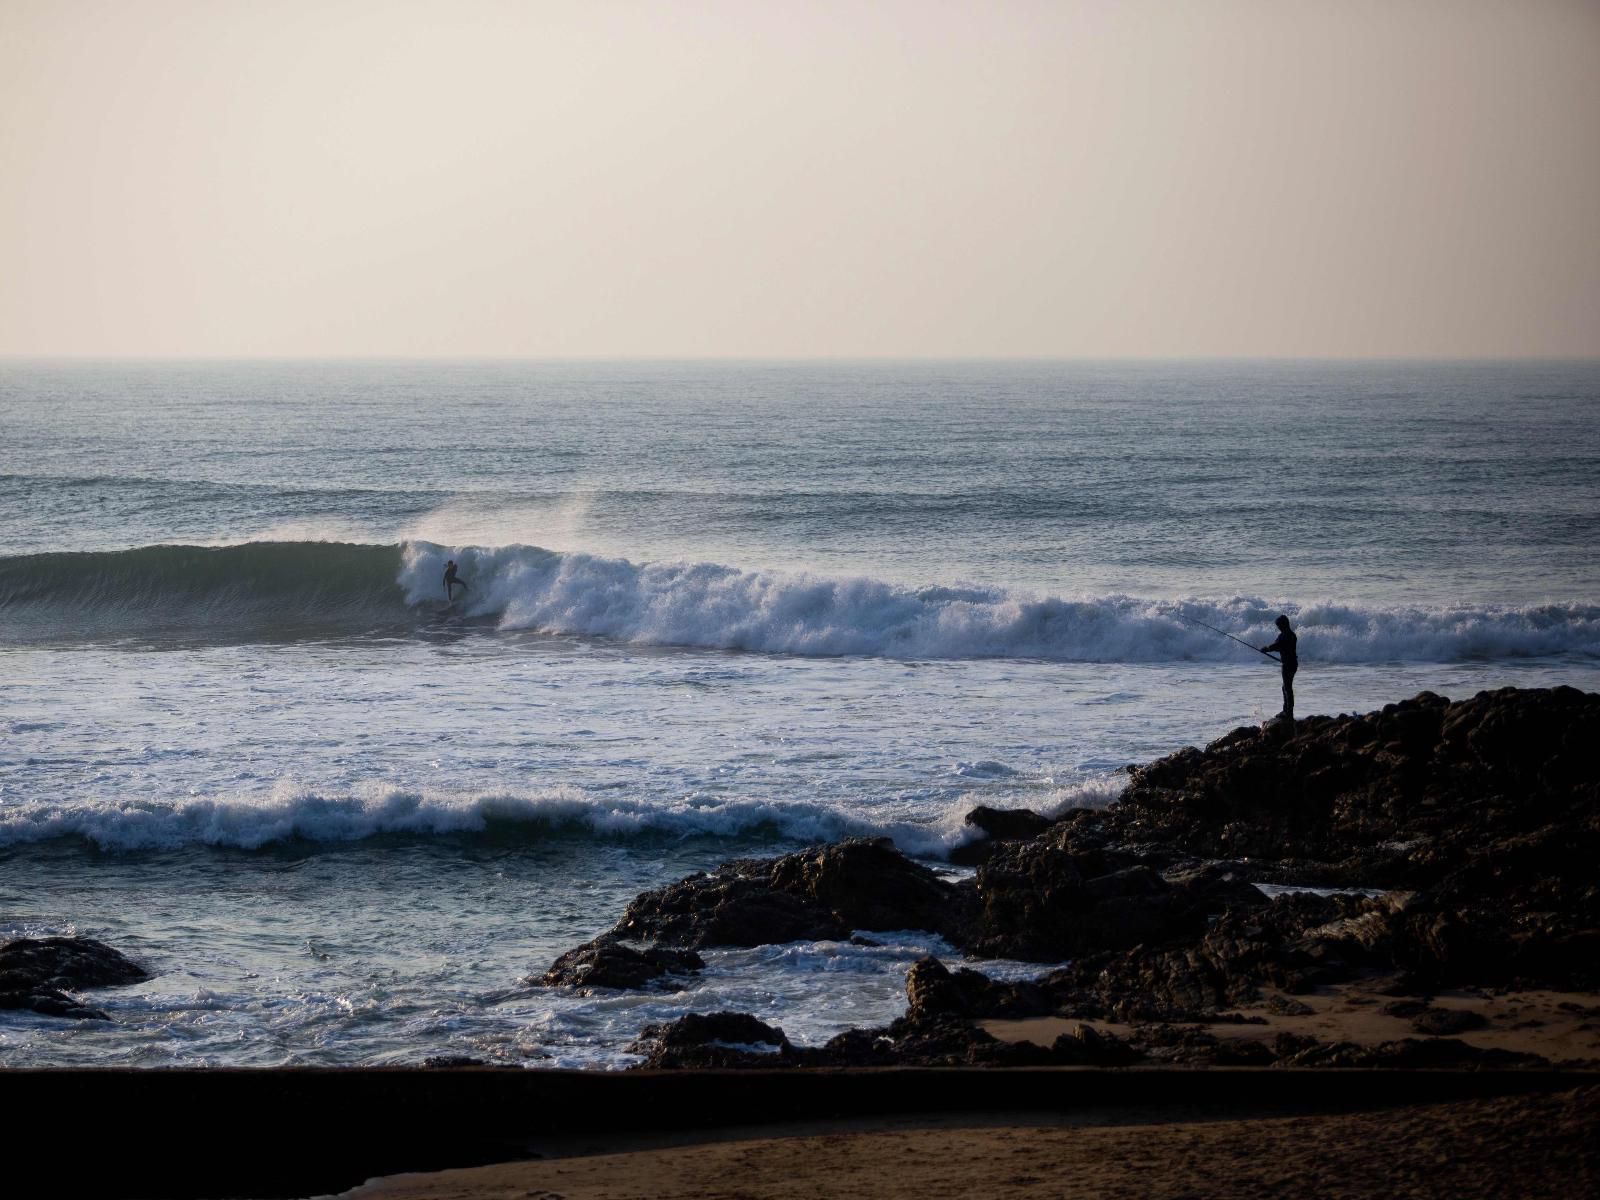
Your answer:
[2,0,1597,359]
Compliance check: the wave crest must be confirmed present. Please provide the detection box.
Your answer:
[0,785,974,856]
[2,538,1596,661]
[401,541,1600,662]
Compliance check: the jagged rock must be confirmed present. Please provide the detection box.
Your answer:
[556,686,1599,1058]
[965,805,1054,841]
[902,957,1052,1021]
[629,1011,794,1069]
[1273,1035,1546,1069]
[0,936,149,1021]
[1051,1023,1142,1065]
[1265,993,1315,1017]
[963,842,1266,963]
[611,838,963,949]
[536,936,704,991]
[964,844,1192,961]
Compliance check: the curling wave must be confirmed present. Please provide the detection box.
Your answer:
[2,538,1596,661]
[398,541,1600,663]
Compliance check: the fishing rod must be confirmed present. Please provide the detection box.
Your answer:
[1177,613,1280,662]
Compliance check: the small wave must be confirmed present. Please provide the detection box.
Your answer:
[0,784,969,857]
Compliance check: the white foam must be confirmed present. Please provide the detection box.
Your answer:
[0,781,970,856]
[398,541,1600,663]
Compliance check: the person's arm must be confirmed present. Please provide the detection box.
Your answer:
[1261,634,1286,654]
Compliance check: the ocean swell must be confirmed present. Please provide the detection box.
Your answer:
[2,538,1596,662]
[402,540,1600,663]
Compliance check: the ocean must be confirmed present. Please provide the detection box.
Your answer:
[3,358,1598,1068]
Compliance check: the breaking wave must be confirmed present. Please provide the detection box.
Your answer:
[0,784,1000,856]
[3,539,1597,662]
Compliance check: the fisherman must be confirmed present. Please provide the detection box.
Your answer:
[1261,614,1298,719]
[443,558,467,602]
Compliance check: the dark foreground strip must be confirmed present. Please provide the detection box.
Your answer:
[7,1066,1589,1199]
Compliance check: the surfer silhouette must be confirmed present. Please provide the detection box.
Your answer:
[1261,614,1297,719]
[443,559,467,602]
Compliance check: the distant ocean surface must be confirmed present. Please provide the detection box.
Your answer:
[3,359,1598,1067]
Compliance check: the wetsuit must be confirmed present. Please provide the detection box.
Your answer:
[443,563,466,601]
[1264,628,1298,717]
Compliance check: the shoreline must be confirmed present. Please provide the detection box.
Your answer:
[342,1085,1599,1200]
[7,684,1597,1197]
[6,1065,1592,1199]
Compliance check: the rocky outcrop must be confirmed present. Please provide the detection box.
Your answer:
[949,805,1056,865]
[964,843,1267,962]
[612,837,965,950]
[0,936,149,1020]
[629,1011,796,1069]
[1117,686,1600,891]
[542,686,1598,1066]
[536,936,704,992]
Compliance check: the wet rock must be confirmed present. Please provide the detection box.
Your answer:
[630,1011,794,1069]
[0,936,149,1021]
[861,1014,1060,1067]
[902,957,1052,1021]
[964,844,1194,962]
[565,686,1598,1062]
[536,936,704,991]
[965,805,1054,841]
[612,838,962,949]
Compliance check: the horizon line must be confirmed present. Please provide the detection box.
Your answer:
[3,353,1599,365]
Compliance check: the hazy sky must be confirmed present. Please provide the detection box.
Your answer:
[2,0,1596,358]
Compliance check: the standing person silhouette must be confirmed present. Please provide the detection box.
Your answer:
[443,558,468,602]
[1261,614,1297,719]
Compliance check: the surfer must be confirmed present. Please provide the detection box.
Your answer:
[1261,614,1298,719]
[443,559,467,602]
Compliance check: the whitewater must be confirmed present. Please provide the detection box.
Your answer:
[2,358,1598,1067]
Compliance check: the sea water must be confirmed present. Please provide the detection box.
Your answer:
[2,359,1597,1067]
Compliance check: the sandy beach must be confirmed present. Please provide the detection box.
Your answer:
[345,1085,1598,1200]
[984,984,1600,1066]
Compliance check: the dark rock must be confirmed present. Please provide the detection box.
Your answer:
[1050,1023,1141,1065]
[1275,1036,1546,1069]
[611,837,963,949]
[1265,993,1315,1017]
[902,957,1052,1022]
[560,686,1598,1062]
[1381,1000,1431,1019]
[1412,1007,1490,1036]
[964,805,1054,841]
[0,936,148,1021]
[863,1014,1061,1067]
[629,1011,794,1069]
[1210,1038,1275,1066]
[0,987,109,1021]
[535,936,703,991]
[614,868,852,948]
[963,844,1195,962]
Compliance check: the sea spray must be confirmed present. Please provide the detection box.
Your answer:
[3,538,1597,660]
